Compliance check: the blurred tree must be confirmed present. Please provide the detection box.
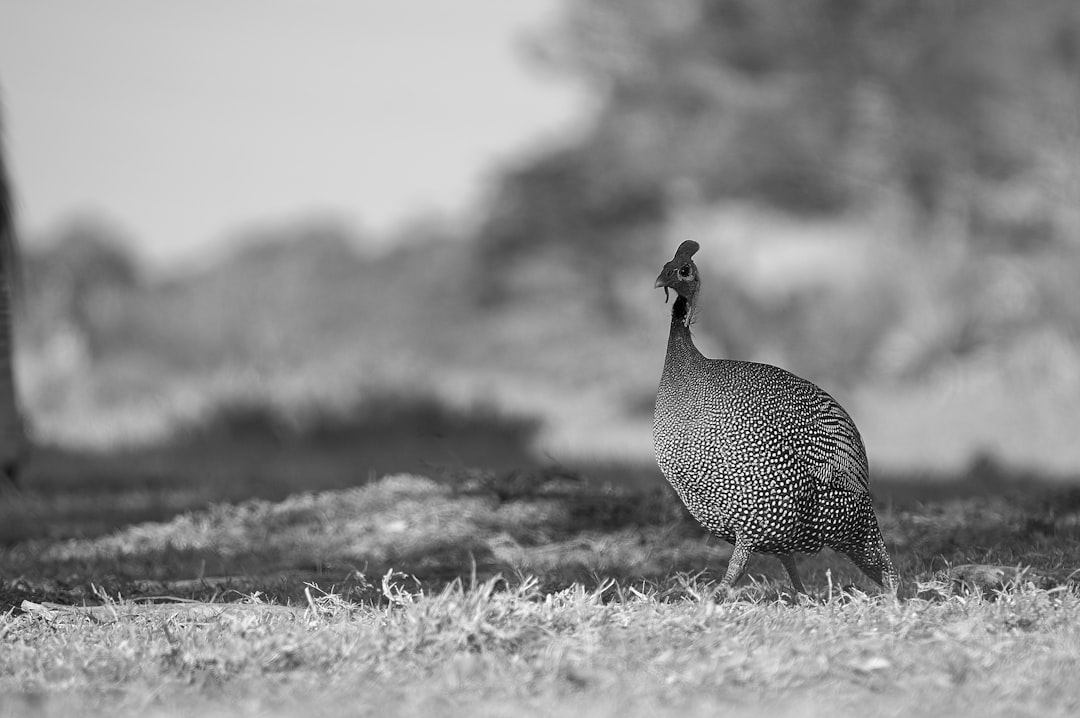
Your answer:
[479,0,1080,267]
[24,218,141,360]
[221,217,364,282]
[476,145,664,318]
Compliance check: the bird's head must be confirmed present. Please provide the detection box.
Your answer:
[655,240,700,325]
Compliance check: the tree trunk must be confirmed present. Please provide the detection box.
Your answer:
[0,113,26,486]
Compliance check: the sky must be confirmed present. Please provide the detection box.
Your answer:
[0,0,589,264]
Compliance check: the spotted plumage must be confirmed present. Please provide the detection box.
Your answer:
[653,240,897,593]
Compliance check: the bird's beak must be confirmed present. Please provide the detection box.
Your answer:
[655,274,670,302]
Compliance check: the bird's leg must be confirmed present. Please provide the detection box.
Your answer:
[720,538,752,591]
[778,554,805,594]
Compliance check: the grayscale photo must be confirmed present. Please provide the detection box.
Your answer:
[1,1,1079,716]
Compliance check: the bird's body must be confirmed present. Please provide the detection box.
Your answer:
[653,240,896,593]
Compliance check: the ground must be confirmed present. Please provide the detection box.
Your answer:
[2,445,1080,717]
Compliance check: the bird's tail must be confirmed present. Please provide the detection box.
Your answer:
[836,531,899,595]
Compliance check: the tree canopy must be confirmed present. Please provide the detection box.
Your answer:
[481,0,1080,265]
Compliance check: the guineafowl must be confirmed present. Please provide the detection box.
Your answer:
[653,240,897,594]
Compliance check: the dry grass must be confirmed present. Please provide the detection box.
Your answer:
[2,469,1080,717]
[2,574,1080,718]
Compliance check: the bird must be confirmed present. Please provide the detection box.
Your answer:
[653,240,897,595]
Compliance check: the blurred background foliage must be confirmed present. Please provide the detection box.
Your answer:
[14,0,1080,478]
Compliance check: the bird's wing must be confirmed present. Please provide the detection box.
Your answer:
[762,371,871,495]
[707,361,872,495]
[803,389,871,495]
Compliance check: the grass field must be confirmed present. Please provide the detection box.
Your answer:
[2,405,1080,718]
[4,573,1080,718]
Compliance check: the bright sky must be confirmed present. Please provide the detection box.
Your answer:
[0,0,588,263]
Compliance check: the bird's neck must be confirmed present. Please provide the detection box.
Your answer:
[671,294,691,325]
[665,295,703,369]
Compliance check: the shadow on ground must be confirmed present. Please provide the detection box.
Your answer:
[2,395,1079,611]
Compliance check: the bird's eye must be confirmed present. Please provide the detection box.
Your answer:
[678,265,692,279]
